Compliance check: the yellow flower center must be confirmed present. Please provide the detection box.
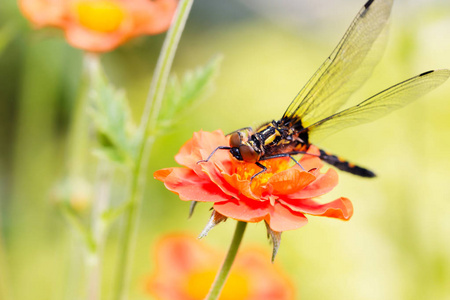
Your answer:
[236,159,290,189]
[75,1,126,33]
[183,269,250,300]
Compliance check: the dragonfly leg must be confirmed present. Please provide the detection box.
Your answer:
[197,146,232,164]
[259,151,322,172]
[288,155,305,171]
[260,151,320,161]
[251,152,319,180]
[251,162,267,181]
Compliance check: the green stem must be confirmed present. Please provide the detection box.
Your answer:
[67,53,97,178]
[63,53,98,300]
[205,221,247,300]
[0,228,12,300]
[112,1,194,299]
[0,22,15,56]
[87,161,113,300]
[59,204,95,251]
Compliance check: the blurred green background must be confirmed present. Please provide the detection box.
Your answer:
[1,0,450,299]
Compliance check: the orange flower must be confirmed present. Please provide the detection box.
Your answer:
[154,130,353,233]
[146,234,295,300]
[19,0,178,52]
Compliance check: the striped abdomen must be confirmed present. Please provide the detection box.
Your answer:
[319,149,375,178]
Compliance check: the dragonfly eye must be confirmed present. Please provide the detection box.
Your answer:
[229,132,241,148]
[239,144,260,163]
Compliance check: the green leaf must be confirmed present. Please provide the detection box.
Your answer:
[87,60,137,167]
[157,55,222,132]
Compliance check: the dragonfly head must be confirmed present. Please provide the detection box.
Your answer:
[229,132,261,163]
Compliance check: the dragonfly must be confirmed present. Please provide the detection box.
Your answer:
[200,0,450,179]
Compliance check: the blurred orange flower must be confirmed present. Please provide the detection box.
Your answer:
[146,234,295,300]
[19,0,178,52]
[154,130,353,233]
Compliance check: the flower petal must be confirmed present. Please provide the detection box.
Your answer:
[237,250,296,300]
[214,199,309,232]
[64,26,127,52]
[213,199,269,223]
[147,235,295,300]
[176,130,228,168]
[280,197,353,220]
[267,202,309,232]
[200,160,242,200]
[147,234,217,298]
[154,168,230,202]
[268,168,316,195]
[287,168,338,199]
[154,235,214,274]
[131,0,178,35]
[20,0,178,52]
[19,0,66,27]
[299,145,323,170]
[222,172,260,200]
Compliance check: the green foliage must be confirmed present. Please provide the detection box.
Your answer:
[0,23,15,56]
[157,55,222,132]
[87,56,221,167]
[87,62,138,168]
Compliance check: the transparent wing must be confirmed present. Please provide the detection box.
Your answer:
[282,0,393,128]
[305,70,450,141]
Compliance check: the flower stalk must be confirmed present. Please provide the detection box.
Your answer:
[0,228,11,300]
[112,0,194,299]
[205,221,247,300]
[87,161,113,300]
[60,53,98,300]
[67,53,96,179]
